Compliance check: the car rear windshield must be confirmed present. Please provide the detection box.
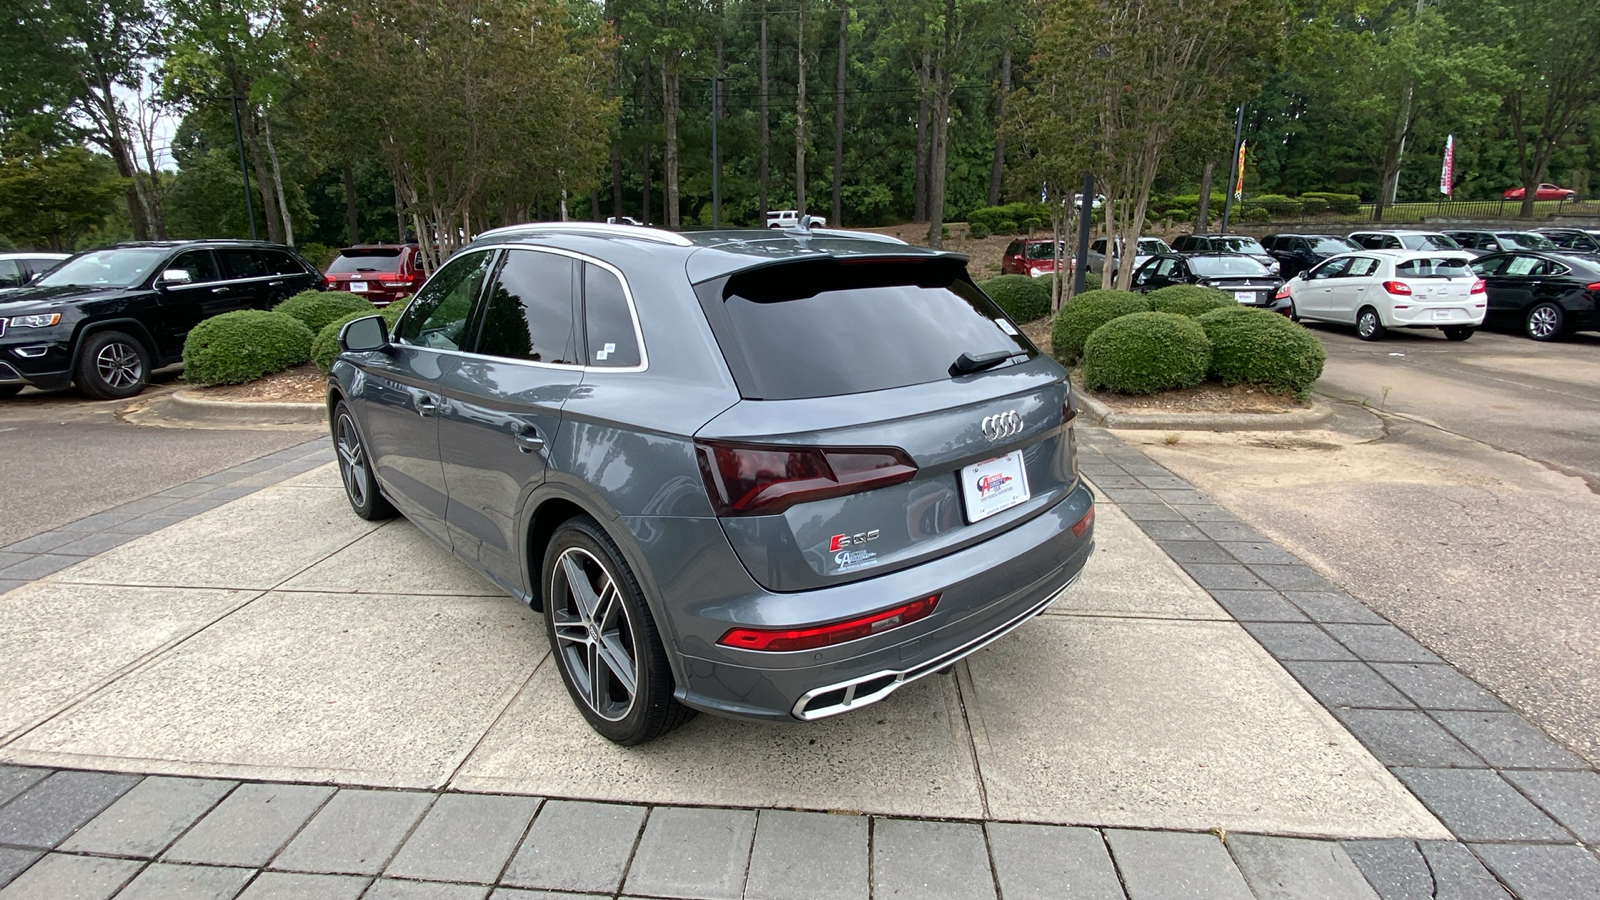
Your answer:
[1310,237,1359,253]
[701,257,1036,400]
[1188,256,1270,277]
[1217,237,1266,254]
[330,250,403,273]
[1400,234,1462,250]
[1396,257,1474,278]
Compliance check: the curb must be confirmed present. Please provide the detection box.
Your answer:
[165,389,327,427]
[1075,389,1333,431]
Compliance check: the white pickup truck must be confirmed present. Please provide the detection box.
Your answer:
[766,209,827,229]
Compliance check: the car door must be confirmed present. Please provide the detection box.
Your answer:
[257,248,313,305]
[151,249,226,356]
[1298,256,1351,319]
[435,247,586,586]
[212,248,274,312]
[1131,256,1175,291]
[1330,255,1382,323]
[360,248,496,543]
[1488,254,1546,317]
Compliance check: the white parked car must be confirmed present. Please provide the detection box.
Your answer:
[1278,250,1487,341]
[766,209,826,229]
[1085,236,1171,278]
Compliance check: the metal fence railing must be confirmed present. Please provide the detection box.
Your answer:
[1208,197,1600,227]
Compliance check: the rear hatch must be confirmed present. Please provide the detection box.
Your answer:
[1189,256,1280,304]
[326,248,405,297]
[1396,256,1477,303]
[692,256,1079,594]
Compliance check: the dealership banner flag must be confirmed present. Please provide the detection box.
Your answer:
[1440,135,1454,196]
[1234,141,1247,200]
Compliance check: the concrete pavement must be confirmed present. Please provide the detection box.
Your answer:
[0,428,1597,897]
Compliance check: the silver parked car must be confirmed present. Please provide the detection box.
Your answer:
[327,223,1097,744]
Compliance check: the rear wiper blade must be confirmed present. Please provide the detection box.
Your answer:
[951,350,1020,376]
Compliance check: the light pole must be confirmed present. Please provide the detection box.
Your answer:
[228,95,258,241]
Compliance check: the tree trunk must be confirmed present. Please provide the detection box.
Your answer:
[832,1,846,227]
[393,176,406,244]
[263,112,294,245]
[795,2,807,217]
[913,48,930,222]
[234,97,284,244]
[926,64,950,248]
[610,0,624,220]
[1195,161,1214,231]
[662,59,680,228]
[987,42,1011,208]
[343,165,360,243]
[641,59,652,224]
[759,6,770,220]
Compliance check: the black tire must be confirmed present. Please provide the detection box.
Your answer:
[1356,307,1386,341]
[1525,302,1564,342]
[1442,326,1475,342]
[542,515,693,745]
[74,330,149,399]
[332,402,396,520]
[0,385,22,399]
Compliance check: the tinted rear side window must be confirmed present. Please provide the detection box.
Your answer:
[700,258,1036,400]
[217,249,267,278]
[475,249,578,364]
[259,249,306,276]
[583,263,640,368]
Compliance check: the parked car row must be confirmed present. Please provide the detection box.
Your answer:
[0,238,437,400]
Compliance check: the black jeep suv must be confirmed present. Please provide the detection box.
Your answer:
[0,240,320,399]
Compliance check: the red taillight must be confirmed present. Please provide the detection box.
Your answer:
[718,594,940,651]
[1072,507,1095,538]
[696,441,918,516]
[1382,280,1412,296]
[1274,285,1291,300]
[1587,281,1600,291]
[1471,279,1487,294]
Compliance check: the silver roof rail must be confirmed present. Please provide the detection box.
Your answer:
[474,221,693,247]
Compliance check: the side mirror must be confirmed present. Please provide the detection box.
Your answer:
[1485,243,1499,252]
[339,315,390,353]
[158,269,192,287]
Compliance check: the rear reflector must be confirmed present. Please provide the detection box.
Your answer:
[1072,507,1095,537]
[718,594,940,651]
[696,440,917,516]
[1382,281,1412,296]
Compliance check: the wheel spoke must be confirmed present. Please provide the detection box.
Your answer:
[595,633,637,697]
[587,640,605,707]
[562,554,600,622]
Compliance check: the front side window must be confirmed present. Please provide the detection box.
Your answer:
[169,250,221,283]
[475,249,578,364]
[398,250,494,351]
[1310,257,1352,279]
[1471,256,1509,276]
[584,263,641,368]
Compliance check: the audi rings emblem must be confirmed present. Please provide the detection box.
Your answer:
[981,410,1024,442]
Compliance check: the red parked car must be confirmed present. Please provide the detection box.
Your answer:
[1502,183,1577,201]
[323,244,426,306]
[1001,238,1069,277]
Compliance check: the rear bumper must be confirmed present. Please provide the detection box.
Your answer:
[666,480,1096,722]
[1387,303,1486,328]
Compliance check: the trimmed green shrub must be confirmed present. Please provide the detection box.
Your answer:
[1021,216,1043,231]
[311,301,411,372]
[968,222,990,239]
[993,218,1017,234]
[1049,289,1151,364]
[1148,284,1236,317]
[1241,206,1272,223]
[1196,306,1325,395]
[1081,312,1211,395]
[183,310,314,386]
[968,202,1051,233]
[1298,197,1329,216]
[977,274,1052,323]
[1301,191,1361,214]
[1081,271,1103,292]
[274,290,375,333]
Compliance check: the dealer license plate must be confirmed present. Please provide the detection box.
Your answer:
[1234,291,1256,303]
[961,450,1031,523]
[349,282,368,292]
[1432,309,1452,320]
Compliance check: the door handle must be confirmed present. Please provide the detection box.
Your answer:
[269,280,285,287]
[414,393,439,417]
[514,429,545,453]
[211,286,230,293]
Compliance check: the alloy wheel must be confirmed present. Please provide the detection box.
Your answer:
[1529,306,1559,340]
[335,413,368,508]
[96,341,143,388]
[550,547,638,722]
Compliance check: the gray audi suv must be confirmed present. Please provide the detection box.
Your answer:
[326,223,1096,744]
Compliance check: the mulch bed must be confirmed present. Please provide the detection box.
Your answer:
[185,363,326,404]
